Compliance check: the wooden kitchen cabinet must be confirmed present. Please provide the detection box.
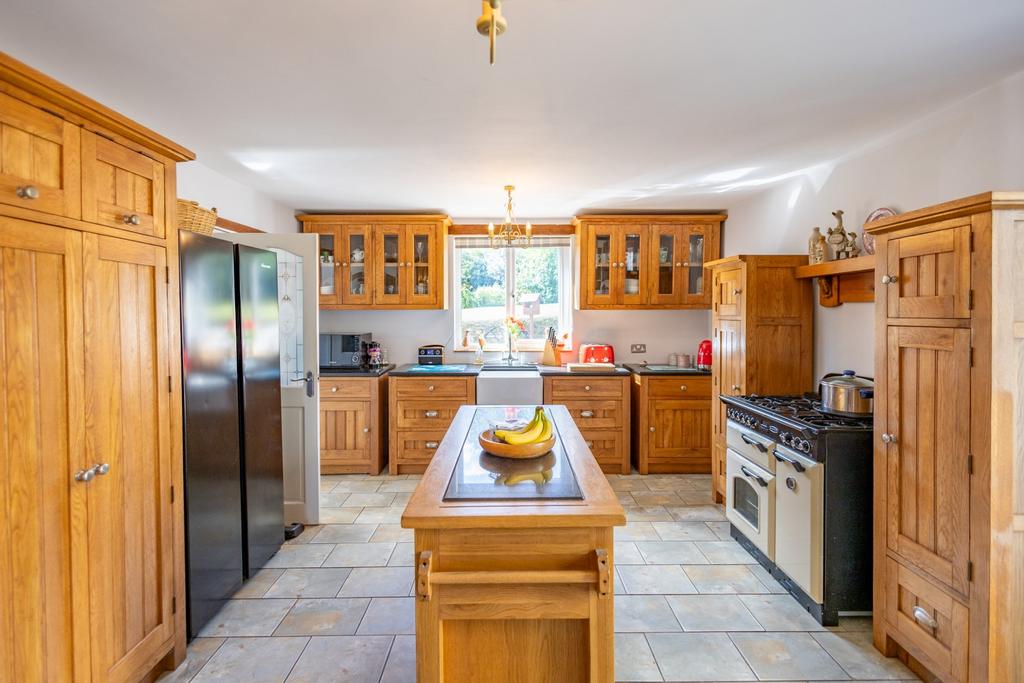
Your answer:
[320,376,388,475]
[707,255,814,503]
[867,193,1024,683]
[575,214,723,309]
[543,374,631,474]
[631,373,712,474]
[299,214,451,310]
[0,51,193,682]
[389,375,475,474]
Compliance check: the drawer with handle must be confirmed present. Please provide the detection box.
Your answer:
[392,377,473,399]
[648,376,711,398]
[579,429,622,466]
[395,400,465,430]
[320,378,371,399]
[396,431,448,464]
[563,400,623,430]
[885,558,968,682]
[547,377,623,399]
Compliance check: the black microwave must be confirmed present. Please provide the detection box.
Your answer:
[320,333,372,368]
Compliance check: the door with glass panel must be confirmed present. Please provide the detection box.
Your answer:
[375,224,404,305]
[583,223,616,307]
[311,224,340,307]
[619,224,647,306]
[682,223,715,306]
[649,224,683,305]
[406,224,439,307]
[340,224,373,306]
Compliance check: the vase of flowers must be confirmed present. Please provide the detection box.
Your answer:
[504,316,526,362]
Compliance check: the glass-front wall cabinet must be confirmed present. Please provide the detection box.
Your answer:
[341,224,372,306]
[685,225,708,303]
[585,226,616,307]
[376,226,404,305]
[622,228,646,306]
[408,228,438,306]
[315,225,339,307]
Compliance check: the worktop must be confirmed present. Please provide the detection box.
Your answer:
[389,363,482,377]
[624,363,711,376]
[403,404,625,682]
[319,363,395,377]
[536,365,630,376]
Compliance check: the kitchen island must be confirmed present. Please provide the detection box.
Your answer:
[402,404,626,682]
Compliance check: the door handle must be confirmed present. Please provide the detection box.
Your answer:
[740,465,768,488]
[772,450,806,472]
[292,370,315,397]
[740,433,767,453]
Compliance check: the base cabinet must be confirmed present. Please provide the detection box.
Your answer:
[631,374,712,474]
[389,376,475,474]
[319,376,387,475]
[543,374,631,474]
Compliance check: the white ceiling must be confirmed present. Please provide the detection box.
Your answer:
[3,0,1024,217]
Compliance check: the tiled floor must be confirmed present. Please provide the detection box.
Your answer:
[160,472,918,682]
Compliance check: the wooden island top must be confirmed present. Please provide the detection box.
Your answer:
[402,404,626,683]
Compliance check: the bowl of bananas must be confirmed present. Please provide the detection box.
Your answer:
[479,406,556,459]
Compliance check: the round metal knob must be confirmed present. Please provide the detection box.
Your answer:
[649,426,656,432]
[16,185,40,200]
[362,427,370,433]
[123,214,141,226]
[93,463,110,476]
[75,468,96,483]
[331,387,338,392]
[786,477,797,491]
[428,385,435,392]
[680,385,687,392]
[881,433,898,444]
[731,385,741,391]
[584,385,591,391]
[342,262,349,268]
[733,288,742,295]
[675,262,683,267]
[881,274,897,285]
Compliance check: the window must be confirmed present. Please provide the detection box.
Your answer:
[453,236,573,352]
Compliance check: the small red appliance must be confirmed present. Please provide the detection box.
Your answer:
[579,343,615,364]
[696,339,712,371]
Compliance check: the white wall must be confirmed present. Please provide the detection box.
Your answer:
[177,161,298,234]
[722,68,1024,380]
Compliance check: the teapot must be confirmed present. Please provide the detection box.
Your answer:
[351,248,365,263]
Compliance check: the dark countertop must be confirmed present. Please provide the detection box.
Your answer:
[536,365,630,377]
[320,364,395,377]
[390,363,482,377]
[624,363,712,376]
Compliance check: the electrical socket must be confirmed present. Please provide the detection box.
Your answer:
[630,344,647,353]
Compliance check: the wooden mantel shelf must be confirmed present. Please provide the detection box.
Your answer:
[793,254,875,307]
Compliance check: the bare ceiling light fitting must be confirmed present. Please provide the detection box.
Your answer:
[476,0,508,65]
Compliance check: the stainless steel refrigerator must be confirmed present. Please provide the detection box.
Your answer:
[179,231,285,638]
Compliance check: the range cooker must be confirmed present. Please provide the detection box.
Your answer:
[721,393,873,626]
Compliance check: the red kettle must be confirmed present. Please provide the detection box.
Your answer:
[696,339,712,371]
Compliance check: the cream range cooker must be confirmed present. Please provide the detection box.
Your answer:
[721,394,873,626]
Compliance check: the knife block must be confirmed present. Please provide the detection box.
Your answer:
[541,340,561,366]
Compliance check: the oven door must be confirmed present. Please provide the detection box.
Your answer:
[726,448,775,560]
[773,444,823,602]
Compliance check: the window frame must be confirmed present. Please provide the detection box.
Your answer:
[451,237,574,352]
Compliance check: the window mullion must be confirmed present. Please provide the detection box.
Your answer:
[506,247,516,318]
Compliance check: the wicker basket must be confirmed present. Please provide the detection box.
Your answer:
[176,199,218,235]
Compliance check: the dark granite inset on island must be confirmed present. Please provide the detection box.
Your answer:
[319,363,395,377]
[389,363,482,377]
[623,363,712,376]
[536,365,629,376]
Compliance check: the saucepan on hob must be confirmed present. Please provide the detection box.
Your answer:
[819,370,874,417]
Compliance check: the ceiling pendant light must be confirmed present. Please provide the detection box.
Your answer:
[488,185,532,248]
[476,0,507,65]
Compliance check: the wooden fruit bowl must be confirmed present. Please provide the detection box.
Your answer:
[478,429,556,459]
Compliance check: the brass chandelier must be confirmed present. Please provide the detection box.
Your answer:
[488,185,532,248]
[476,0,508,65]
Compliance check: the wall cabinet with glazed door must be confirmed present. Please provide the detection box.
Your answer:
[707,255,814,503]
[631,373,712,474]
[299,215,451,310]
[867,193,1024,683]
[575,215,723,309]
[319,376,388,475]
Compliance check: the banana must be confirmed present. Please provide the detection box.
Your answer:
[495,407,542,443]
[534,410,553,442]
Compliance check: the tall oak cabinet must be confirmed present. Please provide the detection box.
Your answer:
[0,52,193,682]
[707,255,815,502]
[867,193,1024,683]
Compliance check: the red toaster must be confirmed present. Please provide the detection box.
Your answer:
[579,344,615,364]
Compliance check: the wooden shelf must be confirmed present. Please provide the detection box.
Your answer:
[793,254,876,307]
[794,254,875,279]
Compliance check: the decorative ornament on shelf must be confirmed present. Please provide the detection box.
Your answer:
[844,232,862,259]
[826,209,848,259]
[861,207,897,255]
[808,227,829,265]
[488,185,533,248]
[476,0,508,65]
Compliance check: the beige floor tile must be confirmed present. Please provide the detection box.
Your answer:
[284,525,320,545]
[191,636,307,683]
[704,520,734,540]
[609,477,652,492]
[615,634,663,681]
[354,507,405,524]
[391,492,413,506]
[632,491,687,507]
[156,637,224,682]
[387,542,415,566]
[651,521,720,541]
[310,524,377,544]
[369,524,414,543]
[635,541,709,565]
[381,634,415,682]
[746,563,788,594]
[647,632,756,681]
[264,544,332,569]
[285,635,392,682]
[264,568,353,599]
[273,598,370,636]
[614,595,682,632]
[322,542,395,568]
[318,492,350,508]
[617,491,639,505]
[233,568,284,598]
[679,489,715,505]
[683,565,772,594]
[377,479,419,492]
[665,595,763,632]
[340,492,397,508]
[740,594,826,631]
[615,521,661,541]
[695,540,758,564]
[812,630,914,679]
[666,505,727,522]
[623,505,674,522]
[318,508,362,524]
[615,541,646,565]
[197,599,295,637]
[339,567,414,597]
[729,632,847,680]
[357,597,415,635]
[644,477,694,492]
[618,565,698,594]
[328,479,383,493]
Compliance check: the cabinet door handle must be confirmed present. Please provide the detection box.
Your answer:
[676,262,684,267]
[912,606,938,632]
[649,426,655,432]
[731,384,741,392]
[881,433,898,444]
[91,463,111,476]
[425,441,439,449]
[16,185,40,200]
[881,274,898,285]
[330,386,338,392]
[679,385,687,392]
[424,410,439,418]
[580,410,594,418]
[427,385,435,392]
[584,385,591,391]
[74,468,96,483]
[733,288,742,295]
[122,214,141,226]
[363,427,370,433]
